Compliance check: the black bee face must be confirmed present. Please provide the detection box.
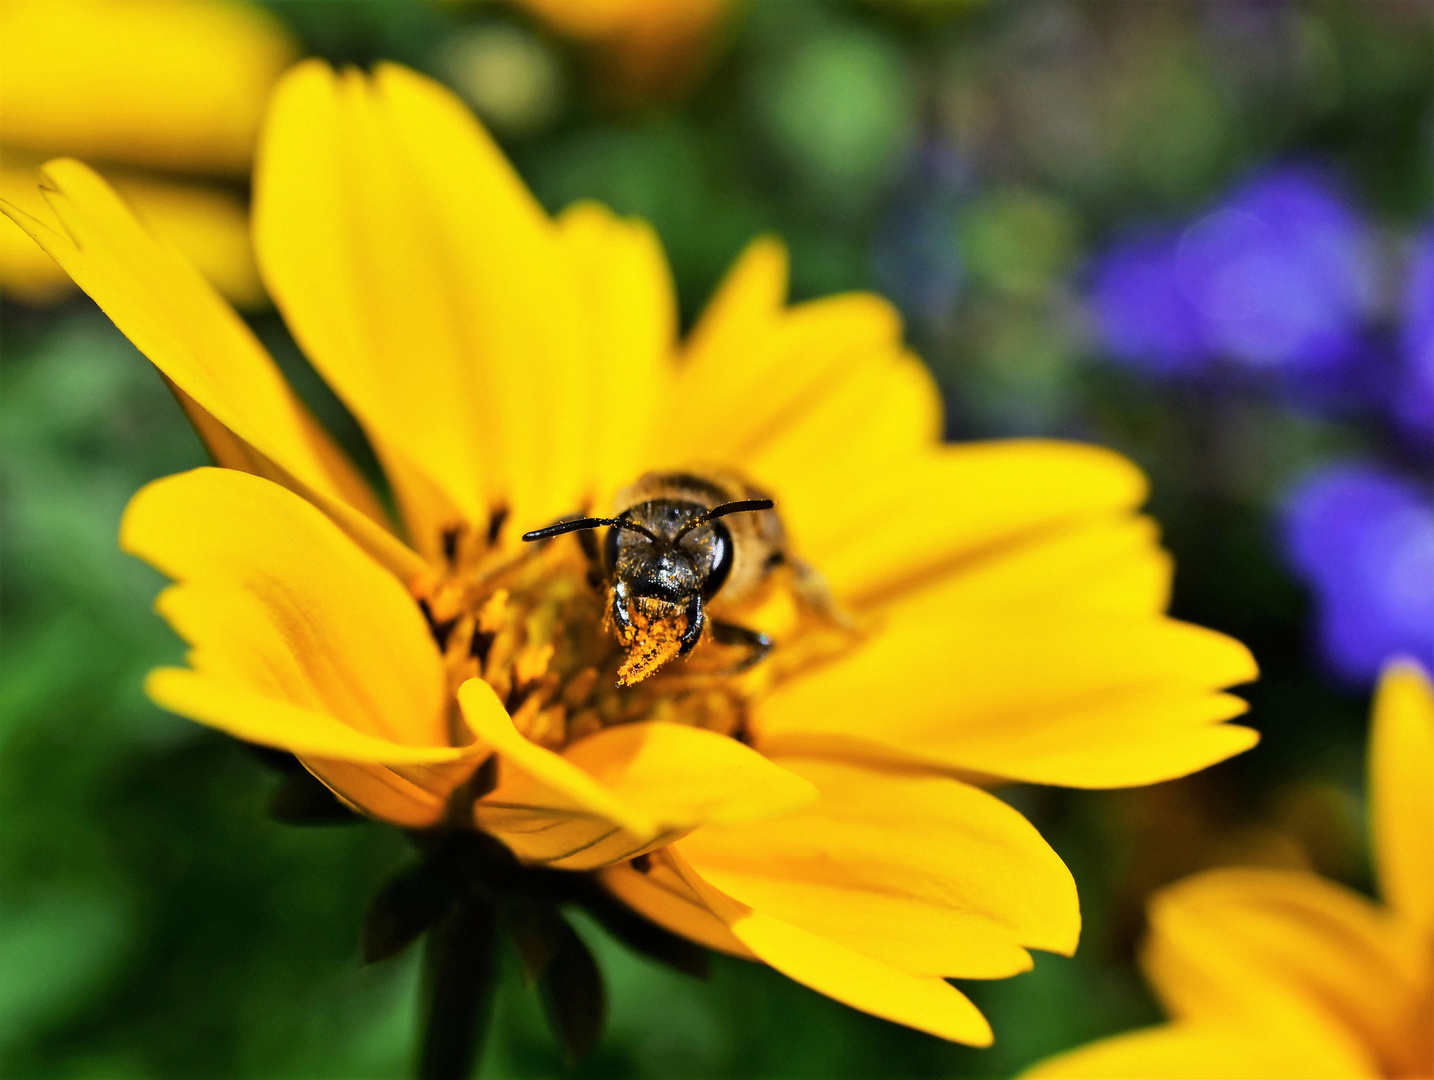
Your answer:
[605,500,733,605]
[519,482,776,686]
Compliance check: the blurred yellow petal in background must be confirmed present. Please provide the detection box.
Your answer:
[1370,659,1434,942]
[1027,658,1434,1080]
[0,0,293,173]
[0,158,68,304]
[0,0,295,305]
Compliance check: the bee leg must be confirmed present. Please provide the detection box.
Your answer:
[709,620,773,671]
[610,580,635,645]
[678,595,705,657]
[790,557,856,629]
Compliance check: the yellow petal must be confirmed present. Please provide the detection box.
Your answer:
[600,851,755,957]
[555,720,819,829]
[1370,659,1434,939]
[666,848,995,1045]
[300,757,449,828]
[1024,1023,1375,1079]
[747,347,941,473]
[107,172,263,309]
[0,159,419,581]
[0,0,295,174]
[741,349,944,562]
[166,379,419,583]
[122,468,452,756]
[0,159,263,307]
[792,441,1150,607]
[681,235,788,377]
[757,612,1257,788]
[677,757,1078,979]
[0,159,71,303]
[147,669,466,764]
[675,240,1152,606]
[462,681,817,868]
[254,61,592,533]
[671,235,949,567]
[668,289,906,467]
[890,515,1172,617]
[556,201,677,499]
[694,288,1157,615]
[1142,867,1423,1078]
[463,683,665,840]
[374,440,469,567]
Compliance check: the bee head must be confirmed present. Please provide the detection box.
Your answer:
[521,498,775,684]
[605,500,732,602]
[520,497,773,593]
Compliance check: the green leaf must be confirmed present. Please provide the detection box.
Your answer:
[537,915,607,1066]
[502,900,565,986]
[362,863,456,965]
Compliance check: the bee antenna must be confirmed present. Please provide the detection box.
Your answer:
[521,516,659,544]
[674,499,775,541]
[703,499,775,521]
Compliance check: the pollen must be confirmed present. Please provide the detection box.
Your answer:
[411,521,859,752]
[612,597,687,687]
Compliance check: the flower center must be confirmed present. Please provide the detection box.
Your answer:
[412,498,860,752]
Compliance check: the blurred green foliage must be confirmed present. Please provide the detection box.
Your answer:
[3,1,1432,1077]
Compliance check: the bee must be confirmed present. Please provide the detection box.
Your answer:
[521,472,794,686]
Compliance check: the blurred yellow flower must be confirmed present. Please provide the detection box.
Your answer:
[509,0,731,98]
[1,60,1259,1046]
[0,0,295,305]
[1028,659,1434,1079]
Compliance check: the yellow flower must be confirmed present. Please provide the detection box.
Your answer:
[507,0,731,98]
[1027,659,1434,1079]
[0,60,1258,1047]
[0,0,295,305]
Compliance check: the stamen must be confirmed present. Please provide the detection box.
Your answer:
[515,642,554,685]
[469,629,496,664]
[486,506,508,545]
[418,597,457,650]
[441,525,462,564]
[562,667,599,709]
[414,523,860,754]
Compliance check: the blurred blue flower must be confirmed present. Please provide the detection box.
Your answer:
[1090,228,1207,376]
[1090,165,1376,388]
[1393,224,1434,448]
[1282,462,1434,685]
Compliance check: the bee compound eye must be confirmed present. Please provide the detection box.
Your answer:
[603,524,622,574]
[700,522,733,600]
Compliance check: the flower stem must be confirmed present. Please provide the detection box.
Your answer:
[418,896,500,1080]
